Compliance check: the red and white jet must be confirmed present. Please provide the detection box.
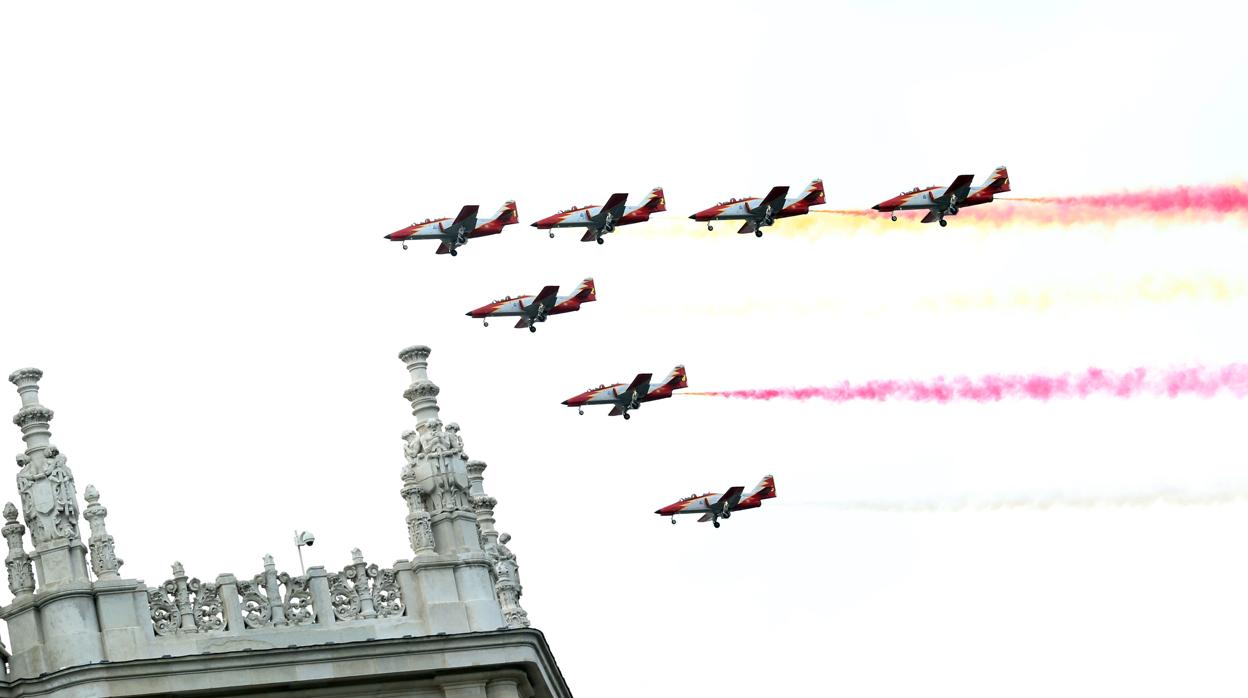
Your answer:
[465,278,597,332]
[871,166,1011,227]
[689,179,825,236]
[530,188,666,244]
[562,365,687,419]
[655,475,777,528]
[384,200,519,255]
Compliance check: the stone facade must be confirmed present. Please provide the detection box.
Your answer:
[0,349,570,697]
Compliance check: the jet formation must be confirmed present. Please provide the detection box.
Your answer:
[387,169,1008,524]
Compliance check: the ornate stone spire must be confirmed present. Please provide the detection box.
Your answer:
[3,501,35,597]
[9,369,84,551]
[399,345,440,423]
[83,484,123,579]
[9,368,54,455]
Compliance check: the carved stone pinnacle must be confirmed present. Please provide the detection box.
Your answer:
[397,345,432,364]
[7,368,43,386]
[3,502,17,522]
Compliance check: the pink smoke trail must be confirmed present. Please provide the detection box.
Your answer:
[686,364,1248,404]
[817,182,1248,228]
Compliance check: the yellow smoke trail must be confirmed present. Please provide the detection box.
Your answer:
[640,273,1248,317]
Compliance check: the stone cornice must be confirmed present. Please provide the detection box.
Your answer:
[402,381,440,402]
[0,630,572,698]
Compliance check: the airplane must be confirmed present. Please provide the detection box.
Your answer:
[530,188,666,244]
[562,365,687,419]
[384,200,519,255]
[655,475,777,528]
[688,179,825,236]
[871,166,1011,227]
[465,278,597,332]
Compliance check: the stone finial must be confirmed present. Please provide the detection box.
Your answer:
[9,368,54,452]
[3,500,35,596]
[399,345,441,422]
[83,484,123,579]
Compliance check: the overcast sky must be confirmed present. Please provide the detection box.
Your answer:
[2,2,1247,696]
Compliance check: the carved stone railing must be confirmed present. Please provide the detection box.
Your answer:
[148,549,404,637]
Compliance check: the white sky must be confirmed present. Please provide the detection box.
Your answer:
[2,2,1247,696]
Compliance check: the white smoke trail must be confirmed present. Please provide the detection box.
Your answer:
[786,489,1248,512]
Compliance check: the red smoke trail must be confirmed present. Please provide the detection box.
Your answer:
[817,182,1248,227]
[687,364,1248,404]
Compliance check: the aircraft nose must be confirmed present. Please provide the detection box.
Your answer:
[871,204,881,211]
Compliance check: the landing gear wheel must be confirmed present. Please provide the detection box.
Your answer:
[755,230,763,237]
[596,238,604,245]
[483,321,489,327]
[529,326,537,333]
[890,215,898,222]
[939,219,948,227]
[670,517,677,525]
[713,521,721,528]
[623,413,631,420]
[707,223,714,231]
[450,249,458,256]
[401,243,408,250]
[578,408,584,415]
[549,231,555,239]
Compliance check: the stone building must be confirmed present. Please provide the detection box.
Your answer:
[0,346,571,697]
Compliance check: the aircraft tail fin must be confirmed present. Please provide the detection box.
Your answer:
[800,179,826,205]
[662,365,688,389]
[492,200,519,223]
[747,474,776,501]
[982,166,1010,193]
[643,187,666,212]
[573,277,597,302]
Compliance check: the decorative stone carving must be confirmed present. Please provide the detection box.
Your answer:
[82,484,123,578]
[328,570,361,620]
[327,550,403,620]
[402,419,472,516]
[238,576,272,628]
[191,579,225,632]
[486,533,529,629]
[16,444,81,546]
[148,587,180,636]
[373,567,404,618]
[402,381,440,402]
[279,572,316,625]
[3,501,35,596]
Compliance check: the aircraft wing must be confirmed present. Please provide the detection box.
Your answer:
[533,285,560,310]
[697,512,715,523]
[736,219,759,235]
[920,209,943,224]
[594,193,629,224]
[937,175,975,205]
[435,241,454,255]
[625,372,653,397]
[758,186,789,213]
[452,205,480,227]
[716,486,745,511]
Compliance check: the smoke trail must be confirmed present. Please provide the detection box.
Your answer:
[788,488,1248,512]
[818,181,1248,229]
[685,364,1248,403]
[642,273,1247,317]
